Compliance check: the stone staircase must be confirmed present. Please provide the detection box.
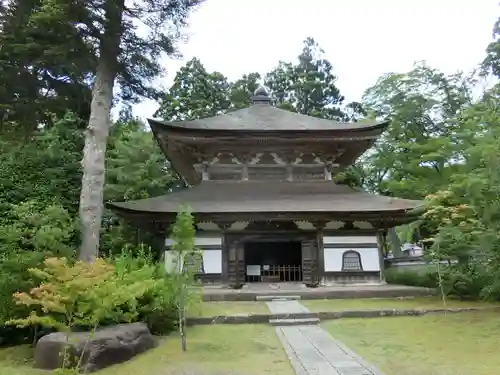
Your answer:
[265,296,320,326]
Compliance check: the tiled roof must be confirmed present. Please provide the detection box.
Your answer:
[148,104,388,132]
[108,180,424,214]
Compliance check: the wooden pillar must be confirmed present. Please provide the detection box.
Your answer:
[376,231,387,283]
[314,221,326,286]
[301,237,319,288]
[216,222,232,284]
[227,238,237,287]
[236,241,245,287]
[227,237,245,289]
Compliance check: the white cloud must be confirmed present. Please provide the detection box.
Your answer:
[131,0,499,120]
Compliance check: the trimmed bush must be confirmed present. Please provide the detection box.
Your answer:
[385,268,439,288]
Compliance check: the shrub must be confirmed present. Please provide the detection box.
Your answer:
[8,257,155,330]
[385,268,439,288]
[440,263,493,300]
[109,246,200,335]
[0,200,76,257]
[0,252,47,345]
[0,201,76,346]
[7,257,157,372]
[385,262,500,301]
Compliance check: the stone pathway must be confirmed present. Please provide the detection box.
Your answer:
[266,299,311,314]
[267,299,386,375]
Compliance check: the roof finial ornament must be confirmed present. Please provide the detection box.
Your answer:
[252,85,271,105]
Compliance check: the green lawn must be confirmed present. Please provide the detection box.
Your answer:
[324,311,500,375]
[303,296,499,312]
[0,325,293,375]
[188,301,270,317]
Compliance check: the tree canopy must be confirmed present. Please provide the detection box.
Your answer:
[2,4,500,299]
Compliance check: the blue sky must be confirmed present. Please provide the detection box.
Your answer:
[131,0,499,120]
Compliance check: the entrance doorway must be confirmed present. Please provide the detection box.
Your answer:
[244,241,302,282]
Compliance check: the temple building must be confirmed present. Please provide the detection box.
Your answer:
[109,87,424,288]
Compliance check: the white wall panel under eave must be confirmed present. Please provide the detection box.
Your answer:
[324,247,380,272]
[165,235,222,274]
[202,249,222,274]
[323,236,378,245]
[165,235,222,247]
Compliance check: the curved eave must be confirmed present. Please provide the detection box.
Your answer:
[150,120,201,185]
[107,205,423,229]
[148,118,390,137]
[108,202,424,215]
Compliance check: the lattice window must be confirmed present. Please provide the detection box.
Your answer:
[342,250,363,271]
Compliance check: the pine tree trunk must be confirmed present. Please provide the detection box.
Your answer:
[78,62,115,262]
[78,0,124,262]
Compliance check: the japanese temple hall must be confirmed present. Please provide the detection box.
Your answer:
[109,86,424,288]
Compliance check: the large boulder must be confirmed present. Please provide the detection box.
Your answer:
[34,323,156,372]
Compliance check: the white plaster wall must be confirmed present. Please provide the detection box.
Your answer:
[323,235,380,272]
[323,236,378,245]
[165,234,222,274]
[202,250,222,273]
[323,247,380,272]
[165,235,222,247]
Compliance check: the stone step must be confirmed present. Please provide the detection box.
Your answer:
[269,317,320,326]
[256,295,301,301]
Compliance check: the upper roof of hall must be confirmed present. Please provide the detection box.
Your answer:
[147,85,388,134]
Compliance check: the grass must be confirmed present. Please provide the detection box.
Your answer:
[323,311,500,375]
[0,345,38,375]
[303,296,500,312]
[0,325,293,375]
[188,301,269,317]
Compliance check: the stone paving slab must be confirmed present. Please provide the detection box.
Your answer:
[276,325,386,375]
[202,283,435,301]
[186,306,500,325]
[256,295,302,301]
[269,299,386,375]
[266,300,311,314]
[269,317,320,326]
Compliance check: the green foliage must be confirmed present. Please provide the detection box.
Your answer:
[0,0,93,132]
[0,201,76,256]
[360,62,474,199]
[0,113,83,215]
[106,117,180,202]
[155,37,359,123]
[4,249,185,337]
[440,263,495,301]
[385,268,439,289]
[109,246,180,334]
[0,0,202,132]
[103,116,183,256]
[155,58,232,121]
[155,58,262,121]
[482,16,500,79]
[229,72,261,108]
[168,206,200,351]
[0,251,47,344]
[6,256,158,372]
[7,257,138,330]
[0,200,77,345]
[265,37,347,120]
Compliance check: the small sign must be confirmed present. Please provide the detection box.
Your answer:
[246,265,261,276]
[263,265,270,271]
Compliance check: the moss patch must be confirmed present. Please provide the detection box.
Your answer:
[0,324,292,375]
[303,296,499,312]
[323,311,500,375]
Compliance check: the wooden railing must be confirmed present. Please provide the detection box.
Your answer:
[245,265,302,283]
